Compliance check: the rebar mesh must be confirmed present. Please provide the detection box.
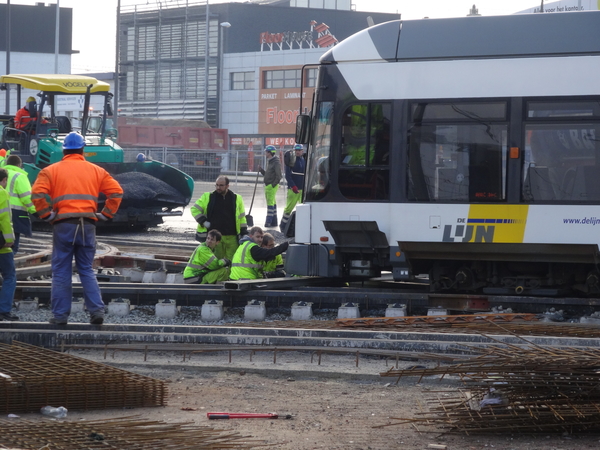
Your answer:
[0,416,262,449]
[380,342,600,434]
[0,341,166,413]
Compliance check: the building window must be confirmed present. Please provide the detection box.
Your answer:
[231,72,254,90]
[306,68,317,88]
[264,69,301,89]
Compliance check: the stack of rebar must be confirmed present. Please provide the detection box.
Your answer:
[0,416,262,449]
[380,342,600,434]
[0,341,166,414]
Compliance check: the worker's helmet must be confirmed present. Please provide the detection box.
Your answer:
[136,153,146,162]
[293,144,304,151]
[25,96,36,104]
[265,145,276,154]
[63,132,86,150]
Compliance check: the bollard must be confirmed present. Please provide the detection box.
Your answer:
[155,299,177,318]
[385,303,407,317]
[142,269,167,284]
[17,297,39,312]
[201,300,224,321]
[244,300,266,321]
[121,267,144,282]
[291,301,313,320]
[337,302,360,319]
[108,298,130,317]
[165,273,184,284]
[71,297,85,314]
[427,307,448,316]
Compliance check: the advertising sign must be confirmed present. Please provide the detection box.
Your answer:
[258,65,315,135]
[517,0,599,13]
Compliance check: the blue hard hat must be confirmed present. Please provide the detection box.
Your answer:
[265,145,276,153]
[293,144,304,151]
[136,153,146,162]
[63,132,86,150]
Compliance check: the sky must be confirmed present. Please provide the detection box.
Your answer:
[10,0,553,72]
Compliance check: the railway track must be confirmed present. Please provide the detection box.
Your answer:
[12,233,600,315]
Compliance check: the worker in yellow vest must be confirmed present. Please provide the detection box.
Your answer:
[230,227,288,280]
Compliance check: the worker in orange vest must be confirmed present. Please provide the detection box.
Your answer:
[32,132,123,326]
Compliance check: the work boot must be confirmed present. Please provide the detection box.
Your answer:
[0,312,19,321]
[49,317,68,325]
[90,312,104,325]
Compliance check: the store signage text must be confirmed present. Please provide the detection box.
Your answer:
[266,107,300,125]
[266,137,296,146]
[260,20,338,51]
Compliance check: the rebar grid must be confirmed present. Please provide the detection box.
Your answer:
[0,416,263,449]
[379,343,600,434]
[0,342,167,414]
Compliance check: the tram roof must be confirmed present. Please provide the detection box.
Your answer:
[322,12,600,63]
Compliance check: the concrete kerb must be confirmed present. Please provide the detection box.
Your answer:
[2,322,600,353]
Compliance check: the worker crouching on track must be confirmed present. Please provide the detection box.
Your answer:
[183,229,232,284]
[260,232,286,278]
[230,226,288,280]
[32,132,123,326]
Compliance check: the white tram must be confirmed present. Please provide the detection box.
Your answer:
[286,11,600,295]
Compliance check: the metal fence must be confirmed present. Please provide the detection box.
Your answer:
[122,148,268,181]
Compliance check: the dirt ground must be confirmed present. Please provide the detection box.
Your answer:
[11,349,600,450]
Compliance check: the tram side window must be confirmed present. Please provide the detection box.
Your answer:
[339,103,390,200]
[523,100,600,203]
[408,102,508,202]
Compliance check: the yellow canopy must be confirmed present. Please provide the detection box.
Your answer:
[0,74,110,94]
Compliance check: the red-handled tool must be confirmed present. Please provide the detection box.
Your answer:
[207,412,291,420]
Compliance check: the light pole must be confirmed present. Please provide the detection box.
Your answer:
[218,21,231,129]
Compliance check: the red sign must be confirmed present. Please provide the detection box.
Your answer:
[265,137,296,146]
[260,20,337,51]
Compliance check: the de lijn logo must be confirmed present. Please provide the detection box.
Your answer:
[442,219,495,243]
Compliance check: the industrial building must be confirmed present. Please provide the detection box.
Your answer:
[116,0,400,157]
[0,2,74,114]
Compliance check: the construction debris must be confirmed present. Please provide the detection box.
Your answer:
[336,312,539,327]
[0,416,262,449]
[0,341,166,414]
[379,341,600,434]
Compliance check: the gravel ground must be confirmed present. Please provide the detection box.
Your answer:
[9,347,600,450]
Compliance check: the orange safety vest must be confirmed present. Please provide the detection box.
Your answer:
[31,153,123,222]
[14,106,48,130]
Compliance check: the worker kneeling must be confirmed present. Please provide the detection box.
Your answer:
[230,226,289,281]
[183,229,231,284]
[260,233,286,278]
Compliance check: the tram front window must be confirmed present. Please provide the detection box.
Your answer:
[305,101,333,201]
[338,102,391,200]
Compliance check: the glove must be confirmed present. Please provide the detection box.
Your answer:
[291,186,299,194]
[203,221,211,229]
[221,258,232,267]
[95,213,109,222]
[42,211,56,222]
[278,241,289,252]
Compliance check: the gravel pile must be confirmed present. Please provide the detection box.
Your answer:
[113,172,186,204]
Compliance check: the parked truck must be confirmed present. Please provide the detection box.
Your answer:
[0,74,194,229]
[113,117,229,181]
